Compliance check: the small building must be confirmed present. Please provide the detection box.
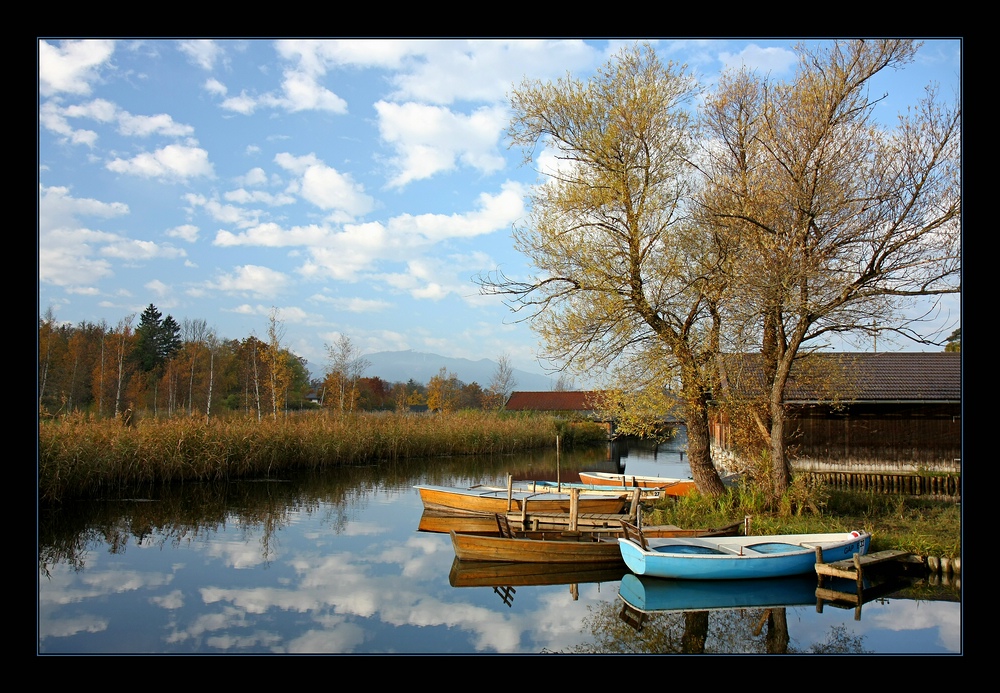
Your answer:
[712,352,961,471]
[504,391,600,415]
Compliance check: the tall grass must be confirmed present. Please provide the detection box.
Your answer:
[38,410,568,504]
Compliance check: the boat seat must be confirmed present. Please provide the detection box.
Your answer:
[716,543,760,556]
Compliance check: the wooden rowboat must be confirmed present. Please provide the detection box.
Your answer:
[617,526,871,580]
[414,484,630,516]
[509,479,665,501]
[578,472,698,496]
[449,516,743,563]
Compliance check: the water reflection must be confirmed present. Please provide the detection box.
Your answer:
[37,441,961,654]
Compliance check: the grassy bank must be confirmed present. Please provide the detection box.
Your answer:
[38,410,606,504]
[644,484,961,562]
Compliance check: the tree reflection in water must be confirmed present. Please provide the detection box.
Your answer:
[571,602,871,654]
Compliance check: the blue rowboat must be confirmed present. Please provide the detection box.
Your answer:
[617,530,871,580]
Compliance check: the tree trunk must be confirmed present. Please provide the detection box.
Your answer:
[769,398,791,498]
[681,611,709,653]
[765,608,790,654]
[685,398,726,497]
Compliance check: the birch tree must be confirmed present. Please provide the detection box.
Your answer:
[487,353,517,410]
[324,335,370,414]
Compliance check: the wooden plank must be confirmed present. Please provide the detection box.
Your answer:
[818,549,911,572]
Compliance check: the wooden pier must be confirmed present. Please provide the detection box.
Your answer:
[814,548,924,620]
[814,548,917,589]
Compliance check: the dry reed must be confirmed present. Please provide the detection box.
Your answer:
[38,410,560,504]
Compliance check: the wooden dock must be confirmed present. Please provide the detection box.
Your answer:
[815,549,917,588]
[814,549,923,620]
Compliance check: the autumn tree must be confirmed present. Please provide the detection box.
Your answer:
[263,308,290,419]
[478,42,730,496]
[323,334,371,413]
[944,328,961,352]
[486,353,518,410]
[426,367,461,413]
[698,39,961,498]
[110,314,136,419]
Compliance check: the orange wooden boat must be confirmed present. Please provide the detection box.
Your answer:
[414,484,630,516]
[578,472,698,496]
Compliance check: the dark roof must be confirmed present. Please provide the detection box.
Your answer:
[718,352,961,403]
[504,391,599,411]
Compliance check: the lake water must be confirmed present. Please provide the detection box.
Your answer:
[37,433,962,655]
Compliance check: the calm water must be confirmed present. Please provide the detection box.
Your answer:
[37,433,962,655]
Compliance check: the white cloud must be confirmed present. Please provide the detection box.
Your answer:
[38,39,115,97]
[386,39,595,106]
[184,193,260,228]
[221,91,258,115]
[309,294,392,313]
[718,44,797,75]
[101,239,186,261]
[166,224,200,242]
[375,101,507,188]
[177,39,223,71]
[204,78,227,97]
[274,70,348,113]
[224,188,296,206]
[145,279,171,297]
[107,144,214,180]
[208,265,290,298]
[214,222,331,247]
[274,153,374,218]
[117,112,195,138]
[39,184,129,235]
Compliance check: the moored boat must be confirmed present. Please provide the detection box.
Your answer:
[617,527,871,580]
[449,516,744,563]
[509,479,664,501]
[414,483,630,516]
[579,471,697,496]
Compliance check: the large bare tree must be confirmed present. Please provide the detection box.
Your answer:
[478,43,731,496]
[698,40,961,497]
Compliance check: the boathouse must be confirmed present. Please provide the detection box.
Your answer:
[711,352,961,472]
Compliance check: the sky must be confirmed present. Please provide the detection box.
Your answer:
[37,38,962,381]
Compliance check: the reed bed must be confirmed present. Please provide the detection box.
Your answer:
[38,410,560,504]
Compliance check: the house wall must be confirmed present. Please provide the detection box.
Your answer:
[711,402,961,473]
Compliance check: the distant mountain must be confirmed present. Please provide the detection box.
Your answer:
[362,350,561,391]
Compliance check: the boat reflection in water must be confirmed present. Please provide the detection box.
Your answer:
[619,573,820,615]
[449,557,627,607]
[617,571,913,630]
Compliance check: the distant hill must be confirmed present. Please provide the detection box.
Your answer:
[362,350,561,391]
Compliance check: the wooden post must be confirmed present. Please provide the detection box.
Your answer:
[507,475,514,513]
[570,488,579,531]
[628,488,641,522]
[556,435,561,490]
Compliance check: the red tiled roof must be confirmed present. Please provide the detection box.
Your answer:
[718,352,961,403]
[504,391,600,411]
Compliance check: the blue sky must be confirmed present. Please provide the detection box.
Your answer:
[38,38,961,380]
